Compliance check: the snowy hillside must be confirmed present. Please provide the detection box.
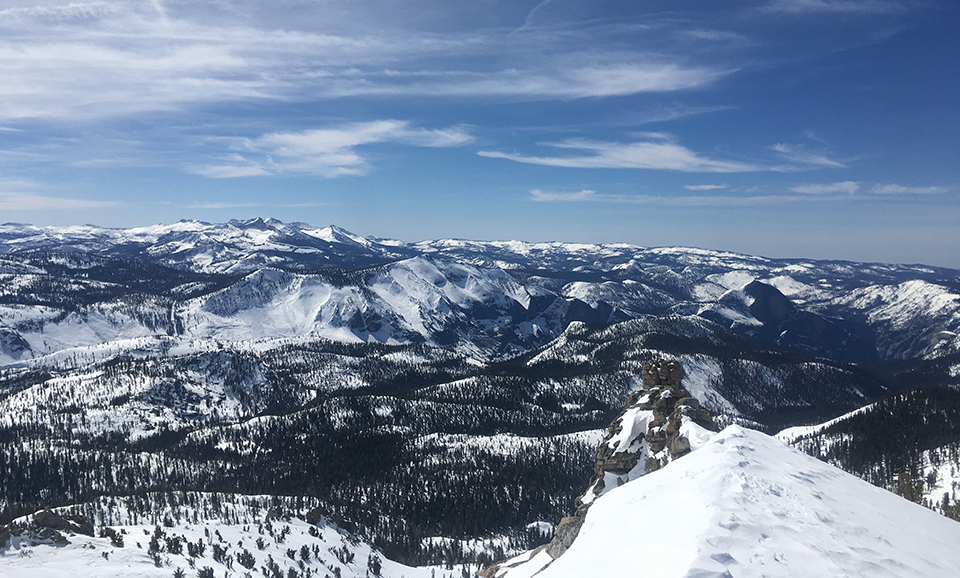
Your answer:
[495,426,960,578]
[0,493,451,578]
[777,387,960,519]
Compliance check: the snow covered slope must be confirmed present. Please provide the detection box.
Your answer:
[497,426,960,578]
[776,386,960,519]
[0,493,446,578]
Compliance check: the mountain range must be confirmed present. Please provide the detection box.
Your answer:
[2,218,958,364]
[2,218,960,568]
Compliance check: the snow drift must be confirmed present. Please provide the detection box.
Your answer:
[496,425,960,578]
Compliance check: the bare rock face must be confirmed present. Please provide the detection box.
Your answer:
[486,359,719,575]
[544,512,587,559]
[582,359,717,504]
[0,509,95,549]
[32,509,95,537]
[641,358,686,388]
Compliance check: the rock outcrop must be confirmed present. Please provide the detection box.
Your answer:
[1,509,94,549]
[482,358,719,577]
[582,358,717,504]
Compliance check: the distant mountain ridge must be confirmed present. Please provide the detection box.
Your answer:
[2,218,959,366]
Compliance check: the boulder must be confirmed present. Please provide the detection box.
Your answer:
[545,514,586,559]
[33,510,94,537]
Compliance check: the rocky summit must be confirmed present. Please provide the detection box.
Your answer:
[584,358,719,504]
[483,358,720,576]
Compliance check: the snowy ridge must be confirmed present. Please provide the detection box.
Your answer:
[2,218,960,368]
[834,280,960,359]
[499,426,960,578]
[775,403,878,445]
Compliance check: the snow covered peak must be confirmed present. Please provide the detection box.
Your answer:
[305,224,374,247]
[495,426,960,578]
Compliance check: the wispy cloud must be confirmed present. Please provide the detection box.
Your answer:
[0,4,731,122]
[530,189,597,202]
[685,184,728,191]
[184,202,263,209]
[675,29,750,43]
[870,184,947,195]
[763,0,905,14]
[513,0,556,33]
[481,136,759,173]
[631,104,735,124]
[189,163,271,179]
[322,64,731,100]
[772,143,848,169]
[791,181,859,194]
[0,192,117,210]
[191,120,473,178]
[526,190,841,207]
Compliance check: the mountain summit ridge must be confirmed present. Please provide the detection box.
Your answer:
[2,218,958,367]
[494,425,960,578]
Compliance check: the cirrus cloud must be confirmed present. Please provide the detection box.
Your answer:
[772,143,848,169]
[190,120,473,178]
[685,184,729,191]
[0,3,731,122]
[0,191,118,210]
[791,181,859,194]
[480,137,759,173]
[870,184,947,195]
[530,189,597,202]
[763,0,905,14]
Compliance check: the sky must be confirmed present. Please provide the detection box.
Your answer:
[0,0,958,267]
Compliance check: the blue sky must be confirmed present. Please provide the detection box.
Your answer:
[0,0,958,266]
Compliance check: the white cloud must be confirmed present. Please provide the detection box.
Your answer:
[630,104,735,124]
[480,138,758,173]
[772,143,847,169]
[685,184,728,191]
[184,202,263,209]
[763,0,904,14]
[676,29,749,43]
[870,184,947,195]
[191,120,473,178]
[791,181,859,194]
[189,163,271,179]
[318,64,730,100]
[527,191,844,207]
[530,189,597,202]
[0,192,117,210]
[0,4,730,122]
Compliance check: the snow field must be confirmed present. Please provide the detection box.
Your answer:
[506,426,960,578]
[1,496,450,578]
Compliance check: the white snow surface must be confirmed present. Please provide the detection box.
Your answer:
[0,497,444,578]
[503,426,960,578]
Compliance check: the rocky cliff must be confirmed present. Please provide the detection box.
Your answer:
[482,358,719,577]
